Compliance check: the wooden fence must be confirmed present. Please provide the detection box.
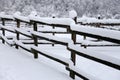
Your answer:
[0,14,120,80]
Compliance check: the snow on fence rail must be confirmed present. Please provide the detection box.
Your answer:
[0,13,120,80]
[70,24,120,44]
[77,17,120,26]
[80,40,120,48]
[0,14,14,20]
[68,43,120,69]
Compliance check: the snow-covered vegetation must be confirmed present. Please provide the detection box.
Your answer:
[0,0,120,18]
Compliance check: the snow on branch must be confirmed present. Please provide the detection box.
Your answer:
[29,16,75,26]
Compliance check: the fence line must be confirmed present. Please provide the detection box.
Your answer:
[0,14,120,80]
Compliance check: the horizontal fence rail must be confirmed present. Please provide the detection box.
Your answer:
[77,17,120,26]
[70,24,120,44]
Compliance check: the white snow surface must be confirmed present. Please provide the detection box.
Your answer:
[0,43,72,80]
[68,44,120,80]
[75,54,120,80]
[69,65,101,80]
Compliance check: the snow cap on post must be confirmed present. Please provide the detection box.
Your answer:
[69,10,77,24]
[69,10,77,19]
[97,14,101,19]
[0,12,5,18]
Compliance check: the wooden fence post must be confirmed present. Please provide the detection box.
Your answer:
[72,16,77,44]
[16,19,20,49]
[52,16,55,46]
[1,18,5,44]
[83,35,86,40]
[71,16,77,64]
[97,16,101,27]
[33,22,38,46]
[70,16,77,79]
[32,22,38,58]
[70,32,76,79]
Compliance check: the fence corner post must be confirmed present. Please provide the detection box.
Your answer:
[69,10,77,79]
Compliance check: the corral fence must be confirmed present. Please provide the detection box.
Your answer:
[0,13,120,80]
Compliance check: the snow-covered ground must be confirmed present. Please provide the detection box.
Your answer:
[0,43,75,80]
[0,41,120,80]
